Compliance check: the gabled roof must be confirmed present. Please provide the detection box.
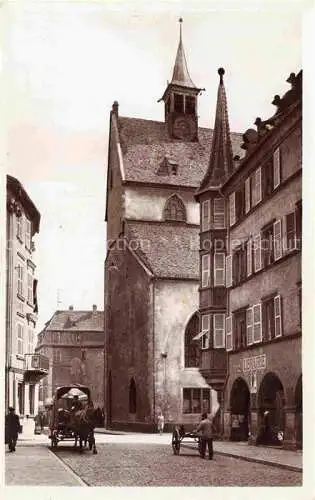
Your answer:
[116,116,243,188]
[42,310,104,332]
[125,220,199,280]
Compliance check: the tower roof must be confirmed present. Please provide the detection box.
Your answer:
[197,68,234,191]
[170,18,197,89]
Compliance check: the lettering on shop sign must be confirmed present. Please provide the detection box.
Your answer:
[242,354,266,373]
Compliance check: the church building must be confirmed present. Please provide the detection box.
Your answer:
[104,20,242,431]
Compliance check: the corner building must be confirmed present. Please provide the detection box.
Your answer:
[104,22,243,431]
[196,70,302,449]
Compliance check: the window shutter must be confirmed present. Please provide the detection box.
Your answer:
[213,198,225,228]
[273,148,281,189]
[27,273,33,303]
[202,200,211,231]
[253,234,262,272]
[246,308,253,345]
[25,220,31,249]
[201,314,210,349]
[213,313,225,348]
[226,316,233,351]
[253,303,262,343]
[201,254,211,287]
[256,167,262,204]
[273,219,282,261]
[245,177,251,213]
[274,295,282,337]
[226,255,233,287]
[214,253,225,286]
[284,212,296,252]
[246,239,252,276]
[229,192,236,226]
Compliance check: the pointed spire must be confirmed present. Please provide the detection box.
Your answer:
[198,68,234,190]
[170,18,197,89]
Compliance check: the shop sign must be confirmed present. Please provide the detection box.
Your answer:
[242,354,266,373]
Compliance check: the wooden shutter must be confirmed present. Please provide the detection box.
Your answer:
[27,273,33,303]
[25,220,31,249]
[213,198,225,228]
[201,314,210,349]
[283,212,296,252]
[273,219,282,261]
[201,254,211,287]
[214,253,225,286]
[274,295,282,337]
[273,148,281,189]
[253,303,262,343]
[202,200,211,231]
[213,313,225,348]
[226,316,233,351]
[253,234,262,272]
[229,192,236,226]
[245,177,251,213]
[226,255,233,287]
[251,167,262,206]
[246,239,252,276]
[246,308,253,345]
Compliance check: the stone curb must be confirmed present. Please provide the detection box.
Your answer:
[213,450,302,473]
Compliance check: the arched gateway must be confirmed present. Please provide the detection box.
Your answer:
[258,372,285,431]
[229,377,250,441]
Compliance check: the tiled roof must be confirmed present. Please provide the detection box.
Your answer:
[117,117,243,187]
[126,220,199,279]
[44,310,104,332]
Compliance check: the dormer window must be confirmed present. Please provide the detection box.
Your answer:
[171,165,178,175]
[164,194,186,222]
[174,93,184,113]
[156,156,179,176]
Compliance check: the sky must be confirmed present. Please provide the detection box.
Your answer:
[3,1,303,333]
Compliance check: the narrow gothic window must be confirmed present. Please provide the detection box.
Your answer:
[164,195,186,222]
[184,313,200,367]
[129,378,136,414]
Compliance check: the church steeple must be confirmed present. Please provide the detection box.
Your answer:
[198,68,234,190]
[159,19,204,142]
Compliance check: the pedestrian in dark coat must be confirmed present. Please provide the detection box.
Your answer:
[195,412,214,460]
[5,407,21,452]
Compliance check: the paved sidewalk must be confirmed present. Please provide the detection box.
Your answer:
[5,443,86,486]
[94,428,302,472]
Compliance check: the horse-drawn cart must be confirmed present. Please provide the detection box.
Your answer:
[48,384,97,453]
[171,425,202,456]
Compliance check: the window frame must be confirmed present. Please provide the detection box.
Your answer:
[251,166,262,206]
[214,253,225,286]
[25,219,31,249]
[17,324,24,355]
[273,219,283,261]
[274,295,282,337]
[183,387,211,414]
[27,272,33,304]
[253,303,262,343]
[226,254,233,287]
[213,313,225,348]
[201,254,211,288]
[226,316,233,351]
[16,213,23,241]
[246,307,254,346]
[253,234,262,272]
[213,198,225,229]
[201,200,211,231]
[201,314,210,350]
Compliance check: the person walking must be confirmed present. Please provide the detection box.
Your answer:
[157,411,165,435]
[195,412,214,460]
[5,407,21,452]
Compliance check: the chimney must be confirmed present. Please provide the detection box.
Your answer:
[69,305,74,311]
[112,101,119,116]
[92,304,97,312]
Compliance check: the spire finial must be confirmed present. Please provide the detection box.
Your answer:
[179,17,183,42]
[218,67,225,84]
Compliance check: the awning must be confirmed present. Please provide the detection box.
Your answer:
[192,330,207,341]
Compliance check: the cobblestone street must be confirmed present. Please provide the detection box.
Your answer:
[54,442,302,487]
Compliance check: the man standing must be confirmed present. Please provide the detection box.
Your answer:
[196,412,213,460]
[5,407,21,452]
[157,411,165,435]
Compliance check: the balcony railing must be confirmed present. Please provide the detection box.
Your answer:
[24,353,49,380]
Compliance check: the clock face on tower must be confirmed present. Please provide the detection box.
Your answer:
[172,116,197,141]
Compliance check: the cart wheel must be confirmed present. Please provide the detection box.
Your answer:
[172,430,180,455]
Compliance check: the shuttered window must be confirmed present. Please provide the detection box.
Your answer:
[201,315,210,350]
[17,265,24,297]
[226,255,233,287]
[226,316,233,351]
[213,313,225,348]
[213,198,225,228]
[229,192,236,226]
[283,212,297,252]
[201,254,211,288]
[253,303,262,343]
[274,295,282,337]
[16,214,23,241]
[214,253,225,286]
[17,324,24,355]
[27,273,33,304]
[245,177,251,213]
[246,308,253,346]
[25,219,31,249]
[202,200,211,231]
[246,239,252,276]
[273,148,281,189]
[251,167,262,206]
[273,219,282,261]
[253,234,262,272]
[28,329,33,353]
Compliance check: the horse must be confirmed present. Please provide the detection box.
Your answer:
[71,403,97,454]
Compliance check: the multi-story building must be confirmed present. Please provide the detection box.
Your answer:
[195,69,302,448]
[5,175,49,427]
[104,21,242,431]
[36,305,104,409]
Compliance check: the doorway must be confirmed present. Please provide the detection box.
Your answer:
[230,377,250,441]
[258,372,285,430]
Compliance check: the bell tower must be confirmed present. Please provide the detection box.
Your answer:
[159,18,204,142]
